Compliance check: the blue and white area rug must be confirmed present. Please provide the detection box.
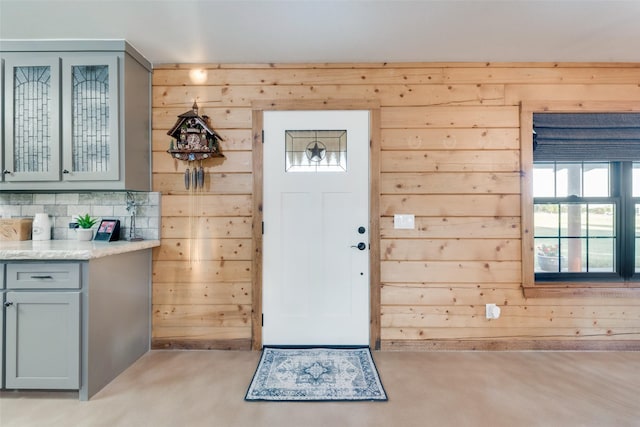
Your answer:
[245,347,388,402]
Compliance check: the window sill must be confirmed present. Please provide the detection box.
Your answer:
[524,282,640,298]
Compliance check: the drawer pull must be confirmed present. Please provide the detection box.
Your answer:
[30,275,54,280]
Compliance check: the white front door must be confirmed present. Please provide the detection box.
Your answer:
[262,110,370,346]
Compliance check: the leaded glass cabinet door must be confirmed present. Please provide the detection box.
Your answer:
[3,54,61,181]
[62,55,119,181]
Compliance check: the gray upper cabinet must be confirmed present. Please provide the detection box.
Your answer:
[2,54,62,182]
[0,40,152,191]
[62,54,120,182]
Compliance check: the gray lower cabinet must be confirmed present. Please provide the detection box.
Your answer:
[5,291,80,389]
[0,250,151,400]
[0,291,3,389]
[3,263,80,389]
[1,262,4,389]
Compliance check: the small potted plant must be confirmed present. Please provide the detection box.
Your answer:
[75,214,97,241]
[537,243,560,271]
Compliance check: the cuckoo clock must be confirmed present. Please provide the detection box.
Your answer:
[167,101,224,189]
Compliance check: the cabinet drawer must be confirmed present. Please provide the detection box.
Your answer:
[6,263,81,289]
[0,263,5,289]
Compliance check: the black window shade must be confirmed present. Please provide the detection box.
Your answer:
[533,113,640,161]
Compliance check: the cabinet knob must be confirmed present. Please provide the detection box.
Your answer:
[2,169,11,174]
[63,169,70,174]
[4,301,13,307]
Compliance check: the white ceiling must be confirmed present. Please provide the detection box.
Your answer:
[1,0,640,66]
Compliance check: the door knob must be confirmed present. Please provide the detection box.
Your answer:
[351,242,366,250]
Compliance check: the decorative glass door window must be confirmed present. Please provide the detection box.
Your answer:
[71,65,111,173]
[13,65,53,173]
[285,130,347,172]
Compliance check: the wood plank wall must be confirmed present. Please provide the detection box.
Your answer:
[151,63,640,350]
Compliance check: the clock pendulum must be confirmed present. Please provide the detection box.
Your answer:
[198,163,205,188]
[192,165,198,190]
[185,162,205,191]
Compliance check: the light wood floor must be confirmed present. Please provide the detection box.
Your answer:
[1,350,639,427]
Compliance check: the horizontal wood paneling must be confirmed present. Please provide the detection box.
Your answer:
[161,217,252,239]
[381,106,519,128]
[153,67,446,86]
[382,238,520,261]
[151,338,251,350]
[380,195,521,216]
[153,260,251,283]
[154,238,252,261]
[152,62,640,350]
[381,327,640,340]
[381,305,640,328]
[381,150,520,172]
[153,173,252,195]
[380,216,521,239]
[381,283,640,306]
[153,151,252,173]
[381,128,519,150]
[154,304,251,327]
[152,326,251,340]
[153,84,505,107]
[153,282,251,305]
[162,195,252,217]
[381,261,521,283]
[504,84,640,105]
[443,67,640,84]
[380,339,640,351]
[381,172,521,194]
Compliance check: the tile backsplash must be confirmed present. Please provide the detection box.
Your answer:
[0,191,161,241]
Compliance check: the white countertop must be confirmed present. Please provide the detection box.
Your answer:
[0,239,160,260]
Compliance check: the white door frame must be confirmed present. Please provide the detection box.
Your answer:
[251,99,381,350]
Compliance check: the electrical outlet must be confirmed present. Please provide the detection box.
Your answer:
[394,214,415,229]
[486,303,501,319]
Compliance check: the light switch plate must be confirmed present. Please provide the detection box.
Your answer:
[394,214,415,229]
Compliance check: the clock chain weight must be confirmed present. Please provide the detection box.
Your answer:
[184,161,205,191]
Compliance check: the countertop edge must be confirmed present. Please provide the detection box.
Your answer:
[0,240,160,260]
